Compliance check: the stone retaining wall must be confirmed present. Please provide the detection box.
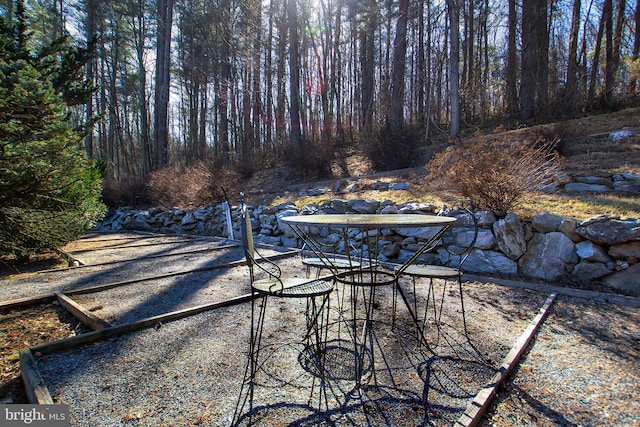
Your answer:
[97,199,640,296]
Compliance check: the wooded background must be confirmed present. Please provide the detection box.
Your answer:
[2,0,639,183]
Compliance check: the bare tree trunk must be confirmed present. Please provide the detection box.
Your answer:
[506,0,518,117]
[389,0,409,136]
[519,0,549,118]
[287,0,302,159]
[631,0,640,92]
[447,0,460,137]
[360,0,376,131]
[134,0,151,176]
[604,0,614,106]
[565,0,581,112]
[417,0,426,123]
[153,0,173,169]
[610,0,627,101]
[84,0,95,159]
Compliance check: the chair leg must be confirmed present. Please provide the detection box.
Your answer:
[457,275,469,338]
[305,294,332,411]
[232,294,267,425]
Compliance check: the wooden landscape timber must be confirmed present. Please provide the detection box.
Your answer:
[54,291,111,331]
[0,247,299,311]
[19,348,54,404]
[464,274,640,308]
[455,293,558,427]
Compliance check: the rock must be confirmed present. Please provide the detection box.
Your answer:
[603,263,640,296]
[348,199,380,214]
[575,241,613,263]
[608,241,640,259]
[575,176,611,186]
[619,172,640,182]
[389,182,410,191]
[380,205,399,214]
[181,212,197,226]
[458,249,518,274]
[129,212,154,231]
[613,180,640,192]
[519,232,578,281]
[475,210,497,227]
[256,234,285,246]
[394,226,441,241]
[531,213,564,233]
[558,218,584,242]
[577,217,640,245]
[564,183,610,192]
[397,203,438,214]
[493,213,527,260]
[609,130,634,140]
[572,261,614,281]
[326,199,354,214]
[474,229,496,250]
[381,242,401,257]
[276,209,300,237]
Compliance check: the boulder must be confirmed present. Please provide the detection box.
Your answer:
[348,199,380,214]
[381,242,401,258]
[531,213,564,233]
[276,209,300,237]
[577,216,640,245]
[474,229,496,250]
[572,261,614,281]
[575,241,613,263]
[397,203,438,214]
[519,232,578,281]
[558,218,584,243]
[575,176,611,185]
[613,180,640,192]
[603,263,640,296]
[459,249,518,275]
[475,210,497,227]
[493,213,527,260]
[389,182,410,191]
[564,183,610,192]
[608,241,640,259]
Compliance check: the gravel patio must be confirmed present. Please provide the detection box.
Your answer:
[1,232,638,426]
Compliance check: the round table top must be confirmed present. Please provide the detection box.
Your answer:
[281,214,456,228]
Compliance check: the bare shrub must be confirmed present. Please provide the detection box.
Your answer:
[426,137,564,213]
[147,162,242,208]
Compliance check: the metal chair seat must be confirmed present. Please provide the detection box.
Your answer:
[395,264,459,279]
[302,257,360,270]
[252,276,334,297]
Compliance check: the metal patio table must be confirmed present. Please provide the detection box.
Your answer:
[282,213,456,387]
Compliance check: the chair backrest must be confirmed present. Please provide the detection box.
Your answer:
[239,193,284,290]
[239,193,255,269]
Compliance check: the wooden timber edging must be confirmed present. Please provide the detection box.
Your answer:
[463,274,640,308]
[19,293,257,404]
[54,291,111,330]
[29,292,258,356]
[0,248,298,311]
[19,348,54,404]
[455,292,558,427]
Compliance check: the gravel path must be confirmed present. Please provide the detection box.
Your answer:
[2,232,638,426]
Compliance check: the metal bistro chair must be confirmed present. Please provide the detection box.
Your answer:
[394,203,478,343]
[233,194,334,424]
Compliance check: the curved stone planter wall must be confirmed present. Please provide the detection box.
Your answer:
[97,199,640,296]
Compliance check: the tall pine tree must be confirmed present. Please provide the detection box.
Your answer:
[0,15,105,257]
